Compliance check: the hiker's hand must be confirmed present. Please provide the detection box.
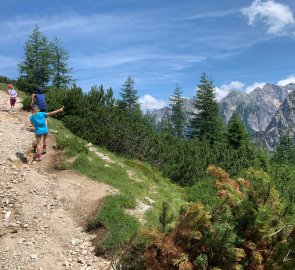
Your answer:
[60,106,64,112]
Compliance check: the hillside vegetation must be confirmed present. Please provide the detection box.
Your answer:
[48,117,187,254]
[1,25,295,268]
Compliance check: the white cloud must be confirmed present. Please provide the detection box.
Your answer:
[139,95,166,110]
[277,75,295,86]
[245,82,266,93]
[241,0,295,35]
[215,81,245,100]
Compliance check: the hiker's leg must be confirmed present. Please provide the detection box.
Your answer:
[10,98,16,110]
[42,134,47,154]
[36,135,42,160]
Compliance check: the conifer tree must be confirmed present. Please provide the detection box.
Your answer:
[220,111,255,175]
[87,85,105,111]
[158,201,174,233]
[189,73,223,143]
[118,76,140,110]
[105,87,115,106]
[227,111,250,149]
[18,25,52,87]
[169,84,185,138]
[159,116,171,137]
[50,38,72,89]
[272,132,295,165]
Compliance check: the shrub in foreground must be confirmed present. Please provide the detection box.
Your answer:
[119,165,295,269]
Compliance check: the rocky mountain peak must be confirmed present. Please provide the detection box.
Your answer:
[220,83,289,132]
[259,90,295,150]
[149,82,295,150]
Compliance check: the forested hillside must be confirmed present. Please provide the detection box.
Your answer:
[1,25,295,269]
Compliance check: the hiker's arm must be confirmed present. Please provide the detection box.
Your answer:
[30,120,35,128]
[31,94,35,105]
[46,106,64,117]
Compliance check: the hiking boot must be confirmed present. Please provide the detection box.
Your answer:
[42,147,46,154]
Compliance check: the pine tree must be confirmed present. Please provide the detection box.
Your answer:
[87,85,105,111]
[272,132,295,165]
[119,76,140,110]
[169,84,185,138]
[158,201,174,233]
[105,87,115,106]
[222,111,255,175]
[227,111,250,149]
[189,73,223,143]
[50,38,72,89]
[159,116,171,137]
[18,25,52,87]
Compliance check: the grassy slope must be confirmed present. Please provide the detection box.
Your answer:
[49,118,187,252]
[0,84,227,256]
[0,85,211,252]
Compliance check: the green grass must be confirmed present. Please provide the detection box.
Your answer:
[48,118,187,252]
[185,177,220,208]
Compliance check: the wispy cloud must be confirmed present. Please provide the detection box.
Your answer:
[1,12,207,92]
[70,52,205,70]
[241,0,295,35]
[184,9,239,21]
[139,94,166,110]
[245,82,266,93]
[215,81,244,100]
[277,74,295,86]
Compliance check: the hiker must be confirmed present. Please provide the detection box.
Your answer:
[7,84,17,112]
[31,86,48,112]
[30,105,64,161]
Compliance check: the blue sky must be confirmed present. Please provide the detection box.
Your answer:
[1,0,295,109]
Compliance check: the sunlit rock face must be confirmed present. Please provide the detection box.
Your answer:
[219,83,290,133]
[150,83,295,150]
[261,90,295,150]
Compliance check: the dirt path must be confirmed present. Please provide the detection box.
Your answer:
[0,92,116,270]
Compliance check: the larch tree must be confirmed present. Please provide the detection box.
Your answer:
[50,38,72,89]
[18,25,52,87]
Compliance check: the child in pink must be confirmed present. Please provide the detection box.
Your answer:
[7,84,17,111]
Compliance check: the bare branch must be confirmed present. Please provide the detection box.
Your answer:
[264,224,293,238]
[283,249,291,262]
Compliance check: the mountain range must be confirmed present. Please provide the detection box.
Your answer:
[150,83,295,150]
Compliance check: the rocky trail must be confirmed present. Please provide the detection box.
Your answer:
[0,92,116,270]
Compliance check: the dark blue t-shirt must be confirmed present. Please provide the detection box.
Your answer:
[35,93,47,109]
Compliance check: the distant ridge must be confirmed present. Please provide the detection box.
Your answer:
[149,83,295,150]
